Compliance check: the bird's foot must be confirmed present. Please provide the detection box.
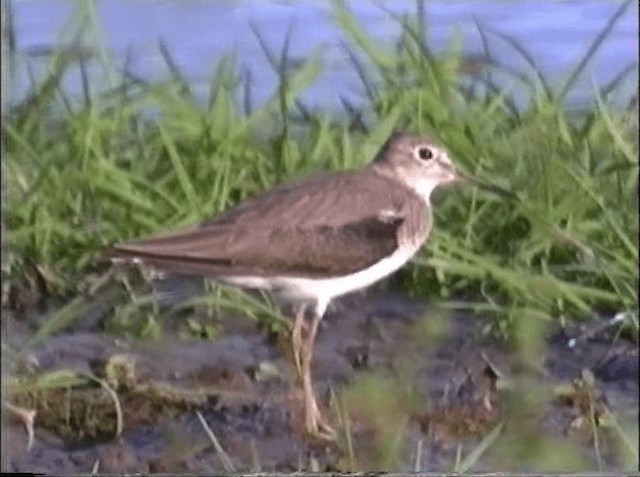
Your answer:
[305,403,337,441]
[309,424,337,441]
[303,381,337,441]
[5,402,36,450]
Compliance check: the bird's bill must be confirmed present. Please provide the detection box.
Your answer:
[451,170,471,183]
[455,171,518,201]
[437,158,460,183]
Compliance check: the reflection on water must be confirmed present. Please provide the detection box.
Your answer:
[5,0,638,111]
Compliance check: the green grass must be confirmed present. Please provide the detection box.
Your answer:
[3,0,638,341]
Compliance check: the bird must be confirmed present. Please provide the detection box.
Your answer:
[105,132,460,440]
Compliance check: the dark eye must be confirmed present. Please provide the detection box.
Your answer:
[415,145,434,161]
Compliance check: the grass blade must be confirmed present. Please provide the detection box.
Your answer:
[456,421,504,472]
[558,0,633,100]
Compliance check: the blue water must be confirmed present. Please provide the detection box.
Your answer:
[6,0,638,112]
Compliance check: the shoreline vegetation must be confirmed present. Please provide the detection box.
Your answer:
[4,1,637,336]
[2,1,638,472]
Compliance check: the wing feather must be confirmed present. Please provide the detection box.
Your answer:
[106,170,421,278]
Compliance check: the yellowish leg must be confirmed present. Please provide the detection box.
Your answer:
[291,305,306,377]
[301,313,336,440]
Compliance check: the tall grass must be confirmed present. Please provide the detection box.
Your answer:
[3,0,637,337]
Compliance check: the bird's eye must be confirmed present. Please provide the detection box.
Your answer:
[414,145,434,161]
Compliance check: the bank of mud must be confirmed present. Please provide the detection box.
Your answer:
[4,292,638,473]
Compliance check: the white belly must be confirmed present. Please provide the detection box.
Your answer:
[220,242,422,316]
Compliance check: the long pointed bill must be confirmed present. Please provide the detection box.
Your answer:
[455,171,519,201]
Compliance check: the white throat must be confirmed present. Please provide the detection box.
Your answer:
[405,177,442,205]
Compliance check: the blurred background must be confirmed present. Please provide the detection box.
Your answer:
[2,0,638,474]
[5,1,638,111]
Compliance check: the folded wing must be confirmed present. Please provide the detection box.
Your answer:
[105,170,416,278]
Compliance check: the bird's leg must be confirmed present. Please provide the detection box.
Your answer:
[301,312,336,440]
[291,305,306,377]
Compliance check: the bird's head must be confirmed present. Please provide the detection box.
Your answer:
[371,132,460,202]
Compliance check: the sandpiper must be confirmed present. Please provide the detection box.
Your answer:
[105,132,460,440]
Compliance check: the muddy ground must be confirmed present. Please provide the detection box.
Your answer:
[3,280,638,473]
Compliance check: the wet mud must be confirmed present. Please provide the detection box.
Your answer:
[3,290,638,473]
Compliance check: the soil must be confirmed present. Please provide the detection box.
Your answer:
[3,280,638,473]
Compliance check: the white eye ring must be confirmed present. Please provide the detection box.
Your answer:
[414,145,435,161]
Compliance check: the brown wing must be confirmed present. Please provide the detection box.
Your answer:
[105,170,422,278]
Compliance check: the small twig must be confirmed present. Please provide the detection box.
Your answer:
[588,386,603,470]
[335,388,356,470]
[196,410,235,472]
[249,438,261,472]
[414,438,424,472]
[453,439,462,471]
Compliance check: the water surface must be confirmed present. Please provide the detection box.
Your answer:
[7,0,638,111]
